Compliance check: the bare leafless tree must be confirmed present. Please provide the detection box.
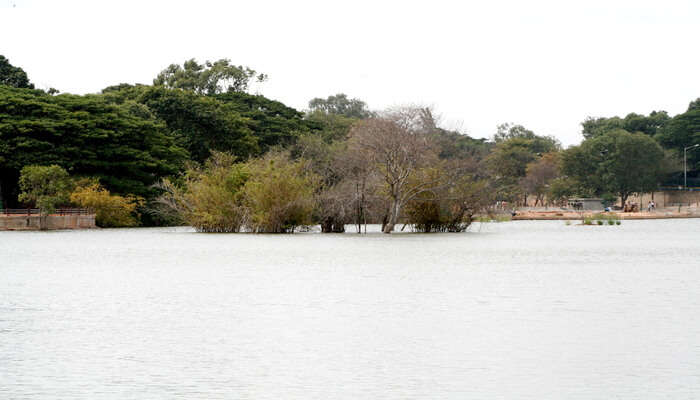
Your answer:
[348,108,463,233]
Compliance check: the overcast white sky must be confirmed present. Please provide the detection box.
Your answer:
[1,0,698,146]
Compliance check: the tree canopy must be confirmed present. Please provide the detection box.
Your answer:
[562,129,665,206]
[0,55,34,89]
[654,101,700,170]
[0,85,187,207]
[581,111,670,139]
[216,91,318,151]
[18,164,72,214]
[153,58,267,95]
[308,93,373,119]
[488,138,545,178]
[688,98,700,112]
[139,86,258,163]
[486,124,560,203]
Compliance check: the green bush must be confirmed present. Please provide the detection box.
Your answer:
[71,182,143,227]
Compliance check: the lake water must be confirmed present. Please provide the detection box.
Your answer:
[1,220,700,399]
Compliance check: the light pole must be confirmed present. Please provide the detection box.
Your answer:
[684,144,700,189]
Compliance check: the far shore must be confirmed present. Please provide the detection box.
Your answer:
[511,209,700,221]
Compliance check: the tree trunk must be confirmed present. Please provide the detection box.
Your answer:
[332,220,345,233]
[383,221,395,233]
[321,217,345,233]
[383,199,401,233]
[355,183,362,233]
[321,218,333,233]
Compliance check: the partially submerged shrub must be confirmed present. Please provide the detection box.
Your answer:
[406,168,489,232]
[242,153,318,233]
[315,183,349,233]
[155,151,317,233]
[186,154,250,232]
[155,152,249,232]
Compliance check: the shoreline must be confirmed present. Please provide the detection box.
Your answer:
[511,210,700,221]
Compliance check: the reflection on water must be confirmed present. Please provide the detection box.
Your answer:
[1,220,700,399]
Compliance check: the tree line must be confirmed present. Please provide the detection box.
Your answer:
[1,55,698,231]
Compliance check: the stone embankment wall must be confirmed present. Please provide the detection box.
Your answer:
[630,191,700,208]
[0,214,96,230]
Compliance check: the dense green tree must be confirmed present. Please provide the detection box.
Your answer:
[547,177,580,205]
[18,165,72,214]
[101,83,150,103]
[308,93,373,119]
[216,91,316,151]
[655,99,700,170]
[103,84,316,158]
[153,58,267,95]
[562,129,665,206]
[487,125,560,204]
[0,86,187,207]
[488,138,542,178]
[488,130,559,178]
[138,86,258,163]
[494,123,536,142]
[688,98,700,112]
[624,111,670,136]
[304,110,358,143]
[0,55,34,89]
[582,111,670,139]
[581,116,624,139]
[433,128,492,160]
